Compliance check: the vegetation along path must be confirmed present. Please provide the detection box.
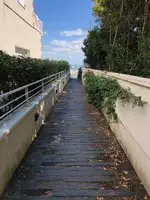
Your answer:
[2,79,149,200]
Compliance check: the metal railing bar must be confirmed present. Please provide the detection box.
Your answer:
[44,77,59,90]
[0,87,45,120]
[28,84,42,95]
[0,99,27,120]
[0,70,66,99]
[44,77,56,86]
[0,93,26,110]
[0,87,46,120]
[27,88,43,101]
[44,83,53,90]
[0,70,69,120]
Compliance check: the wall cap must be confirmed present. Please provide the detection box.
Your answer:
[84,68,150,89]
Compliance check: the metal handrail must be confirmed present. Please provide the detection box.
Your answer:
[0,71,63,99]
[0,70,68,120]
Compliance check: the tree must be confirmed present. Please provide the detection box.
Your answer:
[82,0,150,77]
[82,27,107,70]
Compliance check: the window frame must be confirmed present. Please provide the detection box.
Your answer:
[18,0,26,8]
[15,46,30,57]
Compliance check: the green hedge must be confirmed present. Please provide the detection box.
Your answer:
[0,51,70,92]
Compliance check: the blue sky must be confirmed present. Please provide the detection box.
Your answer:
[34,0,95,67]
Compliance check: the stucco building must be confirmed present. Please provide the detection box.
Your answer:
[0,0,42,58]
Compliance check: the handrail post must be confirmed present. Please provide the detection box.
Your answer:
[42,80,45,92]
[25,87,29,102]
[59,72,61,79]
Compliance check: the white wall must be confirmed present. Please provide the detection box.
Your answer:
[0,0,42,58]
[4,0,34,25]
[83,68,150,195]
[0,0,4,49]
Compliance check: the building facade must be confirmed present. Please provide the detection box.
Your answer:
[0,0,42,58]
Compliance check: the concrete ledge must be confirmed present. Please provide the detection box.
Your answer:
[0,74,69,197]
[84,68,150,89]
[83,68,150,195]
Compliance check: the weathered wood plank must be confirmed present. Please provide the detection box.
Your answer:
[2,79,134,199]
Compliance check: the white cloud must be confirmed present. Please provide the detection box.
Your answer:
[43,51,84,66]
[46,51,56,55]
[51,40,69,47]
[42,38,85,66]
[60,28,88,37]
[48,39,84,53]
[50,47,71,53]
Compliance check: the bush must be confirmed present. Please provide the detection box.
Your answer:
[77,67,82,80]
[84,72,144,121]
[0,51,70,92]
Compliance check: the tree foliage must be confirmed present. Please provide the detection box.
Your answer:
[82,27,107,70]
[82,0,150,77]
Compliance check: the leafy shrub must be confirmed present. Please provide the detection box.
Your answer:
[84,72,144,121]
[78,67,82,80]
[0,51,70,92]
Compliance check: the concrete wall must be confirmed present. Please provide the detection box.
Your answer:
[0,0,42,58]
[83,68,150,195]
[0,74,69,197]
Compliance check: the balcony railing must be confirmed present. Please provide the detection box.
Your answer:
[33,13,43,34]
[0,70,69,120]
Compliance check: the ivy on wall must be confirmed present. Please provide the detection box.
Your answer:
[84,71,144,122]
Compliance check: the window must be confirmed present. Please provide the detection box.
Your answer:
[18,0,25,7]
[15,46,30,57]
